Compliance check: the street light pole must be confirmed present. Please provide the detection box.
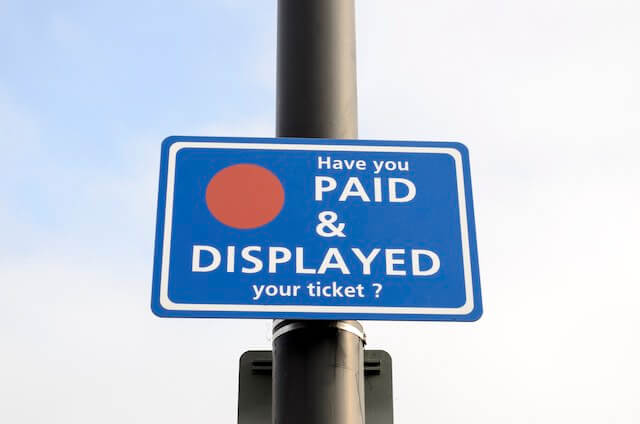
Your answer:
[273,1,365,424]
[276,0,358,139]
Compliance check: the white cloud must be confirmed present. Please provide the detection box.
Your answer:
[357,0,640,422]
[0,257,273,423]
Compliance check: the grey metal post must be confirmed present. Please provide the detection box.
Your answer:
[273,1,365,424]
[276,0,358,139]
[272,320,366,424]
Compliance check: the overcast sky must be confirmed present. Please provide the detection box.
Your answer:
[2,0,639,423]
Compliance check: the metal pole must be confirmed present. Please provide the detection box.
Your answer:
[272,320,366,424]
[276,0,358,139]
[274,1,365,424]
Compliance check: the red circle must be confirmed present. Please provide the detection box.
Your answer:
[205,164,284,229]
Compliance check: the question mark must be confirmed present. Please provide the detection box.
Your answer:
[372,283,382,298]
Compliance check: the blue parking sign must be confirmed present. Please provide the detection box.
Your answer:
[151,136,482,321]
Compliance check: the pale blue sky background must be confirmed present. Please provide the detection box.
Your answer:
[2,1,639,423]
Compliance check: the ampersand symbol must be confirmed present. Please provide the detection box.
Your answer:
[316,211,346,238]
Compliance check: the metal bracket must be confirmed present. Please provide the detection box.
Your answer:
[238,350,393,424]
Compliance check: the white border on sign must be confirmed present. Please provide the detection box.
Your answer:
[160,142,475,315]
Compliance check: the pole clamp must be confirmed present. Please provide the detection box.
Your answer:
[272,319,366,343]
